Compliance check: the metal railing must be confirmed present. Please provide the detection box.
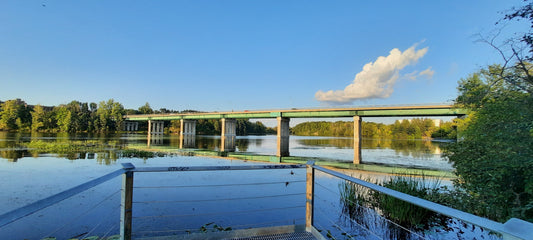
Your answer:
[1,162,532,240]
[120,163,308,239]
[308,163,533,240]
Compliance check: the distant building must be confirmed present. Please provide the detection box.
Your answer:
[400,118,442,127]
[433,119,442,127]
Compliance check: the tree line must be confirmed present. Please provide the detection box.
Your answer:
[0,99,276,135]
[0,99,126,132]
[168,118,276,135]
[291,118,456,139]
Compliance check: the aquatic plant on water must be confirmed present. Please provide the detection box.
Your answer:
[40,235,120,240]
[117,149,165,158]
[24,140,121,153]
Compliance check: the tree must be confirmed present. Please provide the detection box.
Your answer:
[444,65,533,222]
[501,1,533,61]
[476,1,533,94]
[0,99,30,131]
[96,99,125,132]
[138,102,154,114]
[54,105,72,132]
[88,102,98,132]
[31,105,46,131]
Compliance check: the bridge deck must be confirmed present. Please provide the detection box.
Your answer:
[125,105,466,120]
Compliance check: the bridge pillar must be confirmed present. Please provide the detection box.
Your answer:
[158,121,164,134]
[147,134,164,147]
[124,121,138,132]
[147,120,164,147]
[353,116,362,164]
[277,117,290,157]
[180,119,196,148]
[221,118,236,152]
[148,120,164,135]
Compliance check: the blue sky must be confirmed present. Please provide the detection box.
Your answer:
[1,1,529,112]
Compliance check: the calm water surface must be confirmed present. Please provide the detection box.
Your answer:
[0,132,465,239]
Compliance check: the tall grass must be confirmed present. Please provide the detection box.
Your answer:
[340,174,451,235]
[373,175,445,228]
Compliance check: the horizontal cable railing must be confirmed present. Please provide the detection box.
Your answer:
[2,161,531,240]
[0,168,125,228]
[310,164,533,240]
[0,163,309,240]
[126,163,307,238]
[0,171,123,240]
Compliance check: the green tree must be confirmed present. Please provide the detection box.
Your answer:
[54,106,72,132]
[138,102,154,114]
[31,105,46,131]
[0,99,30,131]
[88,102,98,132]
[444,65,533,222]
[96,99,125,132]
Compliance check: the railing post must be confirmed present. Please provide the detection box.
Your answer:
[306,161,315,231]
[120,163,135,240]
[502,218,533,240]
[353,116,362,164]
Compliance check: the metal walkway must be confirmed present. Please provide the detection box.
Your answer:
[136,225,323,240]
[226,232,317,240]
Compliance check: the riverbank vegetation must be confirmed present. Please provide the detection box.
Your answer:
[340,175,457,238]
[291,119,457,140]
[0,99,275,135]
[444,64,533,222]
[443,2,533,223]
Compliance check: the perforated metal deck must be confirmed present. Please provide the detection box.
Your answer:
[225,231,317,240]
[137,225,324,240]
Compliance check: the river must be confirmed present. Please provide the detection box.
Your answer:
[0,132,482,240]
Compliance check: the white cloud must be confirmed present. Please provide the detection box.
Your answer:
[403,67,434,82]
[315,43,430,104]
[419,67,434,79]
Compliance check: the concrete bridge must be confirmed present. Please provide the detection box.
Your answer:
[123,104,466,163]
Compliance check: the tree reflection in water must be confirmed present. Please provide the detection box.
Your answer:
[297,138,444,158]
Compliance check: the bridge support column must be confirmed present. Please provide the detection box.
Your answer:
[353,116,362,164]
[124,121,138,132]
[180,119,196,148]
[148,120,164,135]
[221,118,236,152]
[147,120,164,147]
[277,117,290,157]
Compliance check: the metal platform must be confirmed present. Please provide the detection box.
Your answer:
[226,231,317,240]
[136,225,324,240]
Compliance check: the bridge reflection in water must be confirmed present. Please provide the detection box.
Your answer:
[138,133,452,174]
